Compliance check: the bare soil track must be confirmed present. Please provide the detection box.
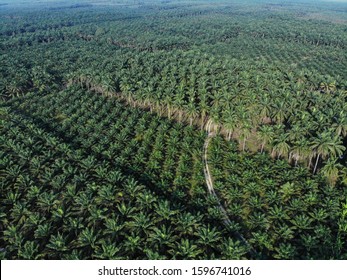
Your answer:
[203,132,258,258]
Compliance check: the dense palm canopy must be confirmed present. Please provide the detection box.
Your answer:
[0,0,347,259]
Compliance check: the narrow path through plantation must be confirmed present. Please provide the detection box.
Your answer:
[85,84,258,257]
[203,132,257,257]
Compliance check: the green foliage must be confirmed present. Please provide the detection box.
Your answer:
[208,136,347,259]
[0,88,235,259]
[0,0,346,260]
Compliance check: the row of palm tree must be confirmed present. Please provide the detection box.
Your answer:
[64,48,346,176]
[1,0,346,102]
[4,85,346,259]
[1,87,252,259]
[1,0,346,260]
[206,135,347,259]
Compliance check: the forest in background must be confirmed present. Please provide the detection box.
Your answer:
[1,0,347,259]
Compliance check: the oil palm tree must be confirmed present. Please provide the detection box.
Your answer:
[320,158,343,186]
[272,133,290,159]
[257,125,274,153]
[169,239,202,259]
[311,131,345,174]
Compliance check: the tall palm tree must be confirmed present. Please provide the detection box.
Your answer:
[272,133,290,159]
[290,138,310,166]
[223,111,237,141]
[320,158,343,186]
[185,102,199,126]
[311,131,345,174]
[332,113,347,138]
[239,123,252,152]
[272,101,288,124]
[174,92,185,122]
[257,125,275,153]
